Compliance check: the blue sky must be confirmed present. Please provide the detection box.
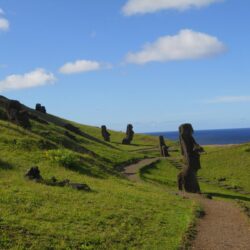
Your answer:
[0,0,249,132]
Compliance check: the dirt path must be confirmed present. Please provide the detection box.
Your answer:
[190,195,250,250]
[122,158,250,250]
[122,158,160,182]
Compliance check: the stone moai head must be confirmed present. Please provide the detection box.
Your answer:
[159,136,165,146]
[36,103,42,111]
[126,124,133,133]
[101,125,110,142]
[41,106,46,114]
[159,135,169,157]
[179,123,194,137]
[122,124,134,145]
[36,103,46,113]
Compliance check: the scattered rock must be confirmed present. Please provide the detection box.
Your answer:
[69,183,91,191]
[25,166,42,181]
[25,167,91,191]
[218,177,227,182]
[202,193,213,200]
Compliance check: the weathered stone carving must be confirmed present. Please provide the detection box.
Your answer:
[122,124,134,145]
[177,123,204,193]
[101,125,111,142]
[36,103,46,114]
[6,100,31,128]
[159,136,169,157]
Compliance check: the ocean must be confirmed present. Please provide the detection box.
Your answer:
[148,128,250,145]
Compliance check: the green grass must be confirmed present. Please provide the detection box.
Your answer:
[0,102,196,250]
[140,154,250,220]
[2,97,249,249]
[201,145,250,192]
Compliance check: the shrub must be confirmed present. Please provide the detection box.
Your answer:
[46,149,81,169]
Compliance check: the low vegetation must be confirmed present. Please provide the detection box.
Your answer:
[0,98,196,250]
[1,97,249,249]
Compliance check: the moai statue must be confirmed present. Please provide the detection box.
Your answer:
[101,125,111,142]
[177,123,204,193]
[36,103,47,114]
[36,103,42,111]
[6,100,31,128]
[122,124,134,145]
[159,136,169,157]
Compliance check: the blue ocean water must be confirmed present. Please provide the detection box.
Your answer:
[148,128,250,145]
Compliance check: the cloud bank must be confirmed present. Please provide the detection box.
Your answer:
[122,0,223,15]
[0,69,56,92]
[59,60,102,74]
[0,8,9,31]
[126,29,225,64]
[206,96,250,104]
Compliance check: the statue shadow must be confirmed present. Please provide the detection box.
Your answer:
[205,192,250,202]
[0,159,14,170]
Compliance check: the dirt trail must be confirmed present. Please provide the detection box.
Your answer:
[122,158,160,182]
[122,158,250,250]
[190,195,250,250]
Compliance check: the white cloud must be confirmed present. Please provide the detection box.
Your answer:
[59,60,102,74]
[0,8,9,31]
[0,68,56,92]
[125,29,225,64]
[0,18,9,31]
[206,96,250,104]
[122,0,223,15]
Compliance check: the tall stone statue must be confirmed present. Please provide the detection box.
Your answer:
[159,136,169,157]
[101,125,111,142]
[6,100,30,128]
[177,123,204,193]
[122,124,134,145]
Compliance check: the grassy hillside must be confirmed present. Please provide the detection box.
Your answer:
[0,96,197,249]
[140,145,250,218]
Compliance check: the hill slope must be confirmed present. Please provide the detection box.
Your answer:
[0,96,196,249]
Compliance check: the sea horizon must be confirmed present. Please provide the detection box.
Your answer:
[146,127,250,145]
